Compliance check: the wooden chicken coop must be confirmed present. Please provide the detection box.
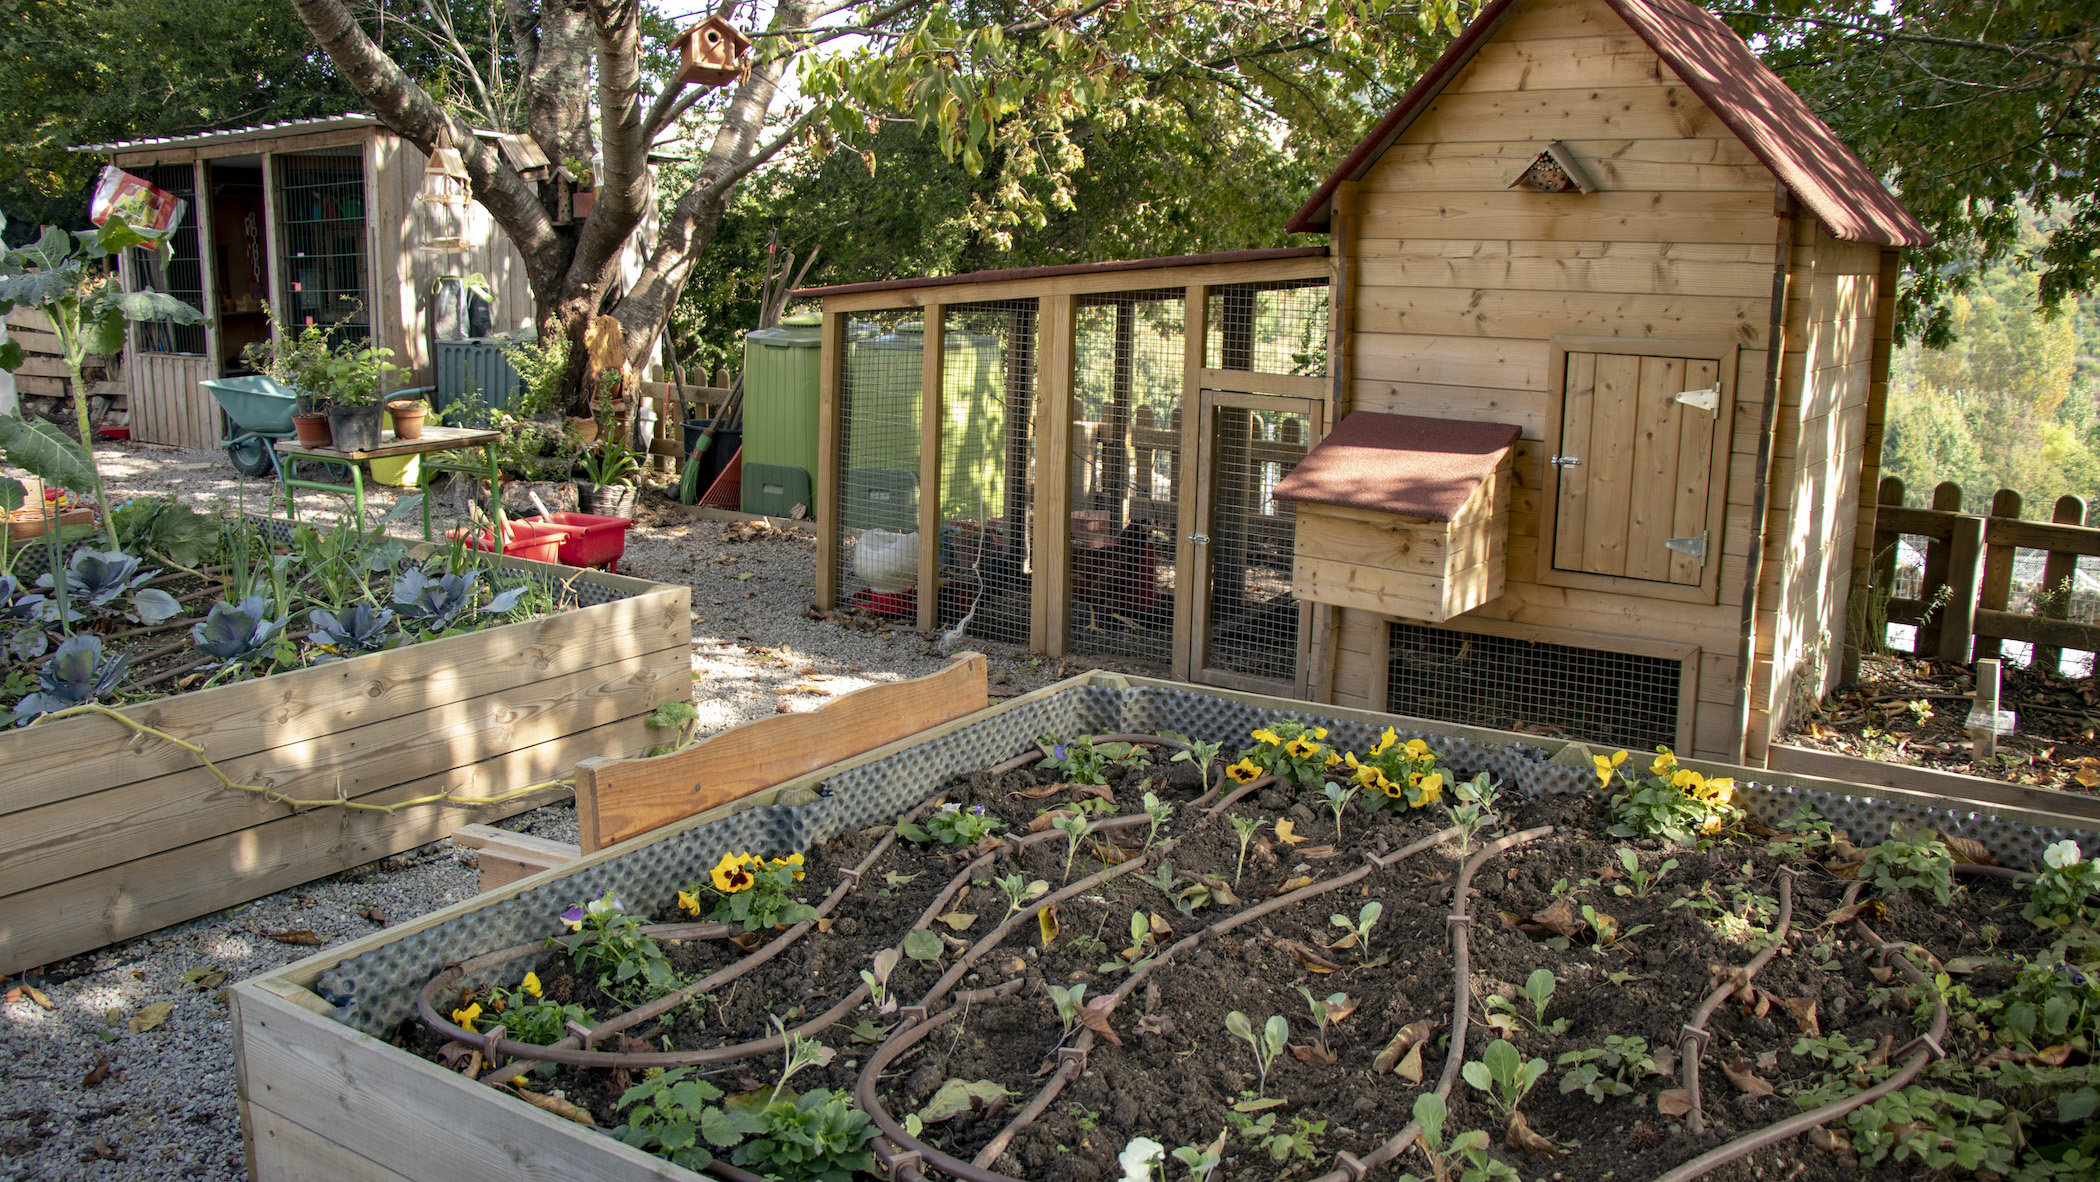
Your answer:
[806,0,1925,765]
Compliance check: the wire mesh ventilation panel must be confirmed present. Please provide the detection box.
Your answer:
[834,310,925,616]
[1387,622,1682,753]
[1068,290,1186,667]
[275,151,369,344]
[1206,279,1329,377]
[128,164,206,355]
[938,300,1038,646]
[1202,404,1313,687]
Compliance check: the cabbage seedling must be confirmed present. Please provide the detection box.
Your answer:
[1228,814,1261,886]
[860,948,900,1014]
[1329,901,1382,962]
[994,873,1047,919]
[1486,968,1568,1036]
[1051,812,1094,882]
[1613,847,1677,897]
[1046,982,1087,1040]
[1461,1039,1547,1120]
[1319,782,1358,841]
[1140,790,1172,852]
[9,633,129,724]
[1224,1011,1288,1098]
[308,602,398,658]
[1296,986,1352,1056]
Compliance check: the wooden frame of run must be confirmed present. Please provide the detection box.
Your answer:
[1538,334,1740,606]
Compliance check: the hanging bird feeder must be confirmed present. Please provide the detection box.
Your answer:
[416,126,477,253]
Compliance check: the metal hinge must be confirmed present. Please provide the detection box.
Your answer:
[1674,385,1721,416]
[1664,533,1709,564]
[1549,455,1582,469]
[1189,534,1210,545]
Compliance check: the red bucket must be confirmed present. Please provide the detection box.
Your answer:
[522,512,636,570]
[447,520,567,565]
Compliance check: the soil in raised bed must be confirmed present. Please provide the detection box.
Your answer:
[405,744,2079,1182]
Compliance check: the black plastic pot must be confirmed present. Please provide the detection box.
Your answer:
[326,404,385,452]
[680,418,742,492]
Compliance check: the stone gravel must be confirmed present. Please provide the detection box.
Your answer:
[1,439,1079,1180]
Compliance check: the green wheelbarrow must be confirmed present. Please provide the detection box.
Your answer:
[201,375,300,477]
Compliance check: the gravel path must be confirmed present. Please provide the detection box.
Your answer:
[2,440,1076,1180]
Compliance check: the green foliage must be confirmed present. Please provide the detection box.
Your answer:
[1224,1011,1289,1098]
[1319,781,1359,840]
[1862,827,1956,904]
[1052,812,1094,882]
[924,802,1007,846]
[993,873,1048,918]
[1461,1039,1547,1119]
[1140,790,1172,851]
[0,415,94,494]
[902,928,943,967]
[1236,719,1334,787]
[1613,847,1678,897]
[1598,749,1738,844]
[1981,957,2100,1053]
[497,331,571,417]
[645,701,700,756]
[1222,1110,1325,1163]
[717,1088,880,1182]
[614,1067,725,1171]
[699,854,817,934]
[489,991,593,1047]
[1046,981,1086,1039]
[1036,734,1135,785]
[110,496,215,568]
[1441,772,1502,853]
[1488,968,1568,1036]
[1556,1036,1657,1102]
[1846,1086,2015,1174]
[1329,901,1383,963]
[578,437,641,487]
[1228,814,1261,887]
[552,893,674,997]
[2026,841,2100,930]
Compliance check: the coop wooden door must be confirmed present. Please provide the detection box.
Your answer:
[1542,337,1736,604]
[1183,390,1324,696]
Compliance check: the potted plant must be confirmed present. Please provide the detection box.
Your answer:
[245,309,345,447]
[576,438,640,516]
[320,341,400,452]
[387,397,429,440]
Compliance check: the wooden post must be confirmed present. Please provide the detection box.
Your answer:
[1173,286,1208,681]
[192,159,220,384]
[1107,300,1134,530]
[1002,304,1035,587]
[2033,494,2088,675]
[1938,511,1984,665]
[814,308,844,610]
[1035,295,1074,656]
[1971,657,2001,762]
[1917,480,1964,654]
[1974,488,2022,661]
[917,304,945,634]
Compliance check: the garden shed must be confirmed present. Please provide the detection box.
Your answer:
[75,114,657,451]
[805,0,1926,766]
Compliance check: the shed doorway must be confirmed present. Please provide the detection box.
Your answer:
[1184,390,1323,695]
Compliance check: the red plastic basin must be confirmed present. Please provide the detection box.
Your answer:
[447,520,566,565]
[522,512,636,570]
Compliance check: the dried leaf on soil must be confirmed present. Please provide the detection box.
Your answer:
[128,1002,174,1034]
[1944,835,1996,866]
[1077,996,1123,1046]
[1657,1089,1693,1117]
[509,1087,596,1125]
[263,930,325,946]
[1274,875,1314,895]
[1808,1127,1853,1157]
[5,984,53,1009]
[81,1054,113,1088]
[1290,1043,1339,1066]
[1373,1019,1438,1074]
[1274,820,1308,845]
[1396,1042,1426,1083]
[1721,1058,1774,1096]
[1529,896,1584,938]
[1506,1112,1559,1156]
[1780,997,1820,1036]
[919,1079,1011,1123]
[1028,810,1077,833]
[1038,905,1059,947]
[935,912,976,931]
[1282,940,1342,974]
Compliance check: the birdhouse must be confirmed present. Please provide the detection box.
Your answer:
[415,127,476,253]
[672,16,752,89]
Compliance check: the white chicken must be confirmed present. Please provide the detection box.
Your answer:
[853,529,919,592]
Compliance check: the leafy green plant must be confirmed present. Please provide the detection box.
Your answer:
[1598,748,1738,843]
[1487,968,1568,1036]
[1862,825,1956,904]
[480,973,592,1046]
[691,852,816,932]
[1169,869,1237,916]
[2025,840,2100,929]
[1461,1039,1547,1119]
[1224,1011,1289,1098]
[554,893,673,996]
[1047,981,1088,1040]
[712,1087,879,1182]
[860,948,900,1014]
[1140,790,1172,851]
[924,802,1006,845]
[994,873,1048,919]
[645,700,700,756]
[1169,736,1223,784]
[1053,812,1094,882]
[1235,719,1334,787]
[1579,903,1650,949]
[579,437,642,487]
[1037,734,1139,785]
[1556,1035,1657,1102]
[1393,1094,1518,1182]
[1613,847,1677,897]
[1223,1110,1324,1163]
[1119,909,1152,966]
[9,633,128,724]
[1228,814,1261,886]
[191,595,291,669]
[615,1066,724,1171]
[902,929,943,967]
[1320,781,1359,840]
[1296,986,1351,1057]
[1792,1032,1875,1070]
[1329,901,1382,962]
[1346,728,1452,813]
[1846,1086,2015,1174]
[498,329,571,417]
[1442,772,1501,853]
[1981,956,2100,1052]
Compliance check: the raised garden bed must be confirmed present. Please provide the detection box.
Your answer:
[0,529,689,976]
[233,674,2099,1182]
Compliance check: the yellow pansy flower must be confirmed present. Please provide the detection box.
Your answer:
[1344,752,1363,770]
[1251,728,1283,747]
[1594,750,1629,787]
[1651,749,1678,777]
[520,972,542,999]
[711,852,759,893]
[1285,736,1320,760]
[1372,728,1397,756]
[769,852,807,881]
[452,1001,483,1031]
[1226,758,1263,784]
[1327,750,1344,767]
[1701,777,1735,807]
[677,889,703,916]
[1414,774,1443,808]
[1670,768,1703,793]
[1311,727,1328,740]
[1404,738,1431,759]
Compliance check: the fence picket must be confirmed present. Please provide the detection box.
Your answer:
[1975,488,2022,661]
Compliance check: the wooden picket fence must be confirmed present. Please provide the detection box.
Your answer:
[1872,476,2100,668]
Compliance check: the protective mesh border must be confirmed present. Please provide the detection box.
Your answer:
[315,683,2099,1034]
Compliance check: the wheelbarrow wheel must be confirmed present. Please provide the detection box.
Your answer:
[226,436,277,477]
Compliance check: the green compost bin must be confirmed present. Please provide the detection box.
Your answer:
[841,321,1005,533]
[740,313,824,517]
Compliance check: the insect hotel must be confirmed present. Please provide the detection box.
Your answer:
[806,0,1925,765]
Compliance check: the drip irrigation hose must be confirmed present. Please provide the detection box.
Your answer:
[1651,906,1949,1182]
[1204,771,1277,818]
[701,1159,770,1182]
[1681,868,1800,1136]
[1304,825,1555,1182]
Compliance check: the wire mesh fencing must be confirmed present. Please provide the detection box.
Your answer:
[938,300,1038,646]
[1201,404,1311,686]
[834,310,925,617]
[275,151,369,344]
[1067,290,1186,667]
[1387,622,1683,752]
[1206,279,1329,376]
[129,164,206,355]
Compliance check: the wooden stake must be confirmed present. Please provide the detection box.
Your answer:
[1971,657,2001,763]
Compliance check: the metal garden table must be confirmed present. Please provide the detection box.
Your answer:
[274,425,506,550]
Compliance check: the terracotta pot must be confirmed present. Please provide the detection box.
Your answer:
[292,411,334,448]
[387,401,428,440]
[567,416,599,446]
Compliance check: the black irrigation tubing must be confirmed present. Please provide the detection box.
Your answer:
[1204,771,1278,817]
[1308,825,1555,1182]
[1652,898,1951,1182]
[859,823,1474,1182]
[1681,868,1801,1136]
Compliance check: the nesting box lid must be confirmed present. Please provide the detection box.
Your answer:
[1271,412,1519,523]
[672,15,753,87]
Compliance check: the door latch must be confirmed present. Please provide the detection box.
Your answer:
[1189,534,1211,545]
[1549,455,1582,468]
[1664,532,1709,564]
[1674,385,1721,416]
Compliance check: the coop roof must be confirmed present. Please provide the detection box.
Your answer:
[1271,413,1521,522]
[1286,0,1929,246]
[795,247,1329,299]
[74,114,383,154]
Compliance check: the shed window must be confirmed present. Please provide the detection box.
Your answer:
[127,164,205,356]
[276,151,370,344]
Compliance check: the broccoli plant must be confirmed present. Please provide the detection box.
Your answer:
[191,596,289,667]
[308,603,399,658]
[10,633,129,724]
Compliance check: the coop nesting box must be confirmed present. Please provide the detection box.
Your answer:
[671,15,752,88]
[1273,413,1518,623]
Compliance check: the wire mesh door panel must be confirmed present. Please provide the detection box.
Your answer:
[939,299,1037,645]
[275,151,369,344]
[1067,290,1186,667]
[1190,391,1322,694]
[128,164,206,355]
[834,310,925,620]
[1206,280,1329,377]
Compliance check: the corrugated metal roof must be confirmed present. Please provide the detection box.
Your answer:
[796,246,1328,299]
[73,114,382,154]
[1287,0,1929,246]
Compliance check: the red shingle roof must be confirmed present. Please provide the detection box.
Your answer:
[1271,413,1520,522]
[1286,0,1928,246]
